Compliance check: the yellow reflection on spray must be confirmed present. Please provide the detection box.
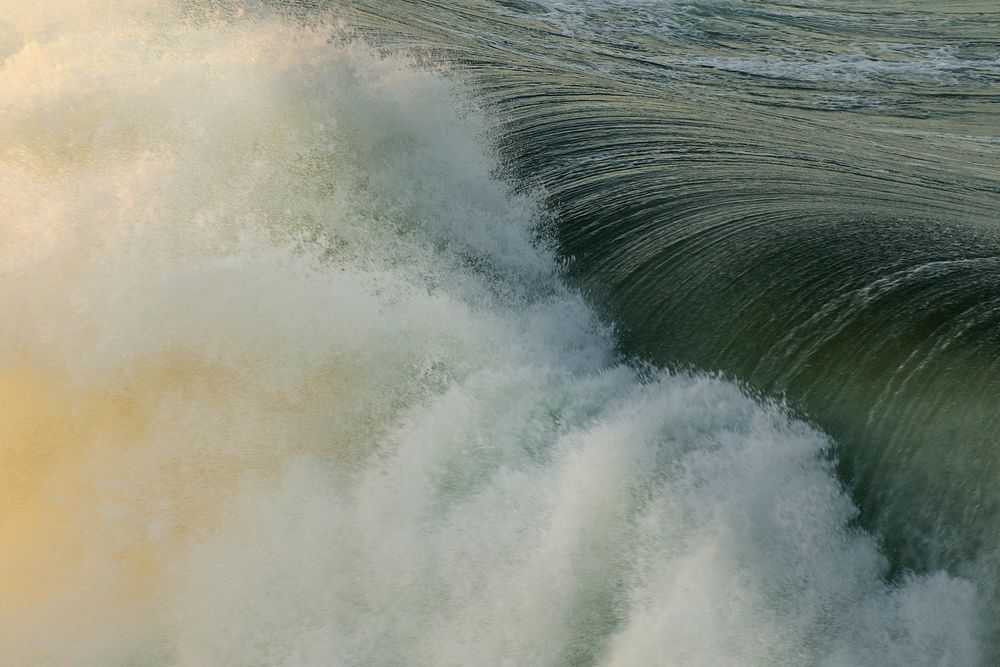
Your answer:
[0,350,317,646]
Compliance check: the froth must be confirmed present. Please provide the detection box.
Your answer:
[0,2,984,664]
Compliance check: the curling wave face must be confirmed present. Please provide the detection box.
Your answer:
[0,0,990,664]
[344,0,1000,634]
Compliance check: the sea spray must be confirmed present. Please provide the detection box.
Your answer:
[0,2,984,664]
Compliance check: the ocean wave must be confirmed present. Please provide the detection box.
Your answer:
[0,1,989,664]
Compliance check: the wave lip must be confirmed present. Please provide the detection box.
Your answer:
[345,0,1000,657]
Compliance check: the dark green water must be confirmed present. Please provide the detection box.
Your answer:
[341,0,1000,632]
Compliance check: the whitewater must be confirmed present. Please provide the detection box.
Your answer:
[0,1,987,664]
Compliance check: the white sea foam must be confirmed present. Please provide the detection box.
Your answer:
[0,2,984,664]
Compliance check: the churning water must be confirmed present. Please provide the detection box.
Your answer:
[1,1,997,664]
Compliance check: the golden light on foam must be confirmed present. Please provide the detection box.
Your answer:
[0,362,129,609]
[0,351,333,641]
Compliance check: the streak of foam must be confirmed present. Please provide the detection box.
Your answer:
[0,1,985,664]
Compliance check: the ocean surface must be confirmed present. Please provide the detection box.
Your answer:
[2,0,998,664]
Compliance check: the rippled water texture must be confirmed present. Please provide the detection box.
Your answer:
[345,0,1000,615]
